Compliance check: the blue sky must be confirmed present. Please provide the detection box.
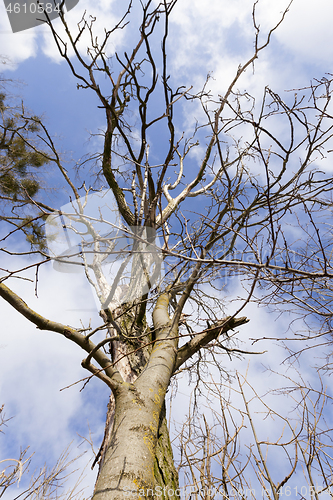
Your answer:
[1,0,333,498]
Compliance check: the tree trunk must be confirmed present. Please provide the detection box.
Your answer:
[92,297,179,499]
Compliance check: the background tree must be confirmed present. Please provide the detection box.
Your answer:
[0,78,51,250]
[1,1,333,499]
[1,404,87,500]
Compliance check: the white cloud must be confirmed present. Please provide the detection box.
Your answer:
[40,0,126,64]
[0,259,109,498]
[1,0,331,77]
[275,0,333,66]
[0,24,38,70]
[0,0,126,69]
[166,0,331,103]
[169,287,332,492]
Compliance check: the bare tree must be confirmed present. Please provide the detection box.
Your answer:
[176,371,333,499]
[0,405,88,499]
[1,1,333,499]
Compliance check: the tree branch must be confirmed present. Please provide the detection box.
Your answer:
[0,282,122,388]
[174,316,249,372]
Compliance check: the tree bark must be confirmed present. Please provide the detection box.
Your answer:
[154,404,180,499]
[92,293,179,499]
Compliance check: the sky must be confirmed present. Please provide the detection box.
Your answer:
[1,0,333,498]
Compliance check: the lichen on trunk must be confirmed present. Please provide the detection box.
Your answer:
[154,404,180,499]
[93,294,179,499]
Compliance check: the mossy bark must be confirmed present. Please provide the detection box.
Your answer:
[154,404,180,499]
[93,298,179,499]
